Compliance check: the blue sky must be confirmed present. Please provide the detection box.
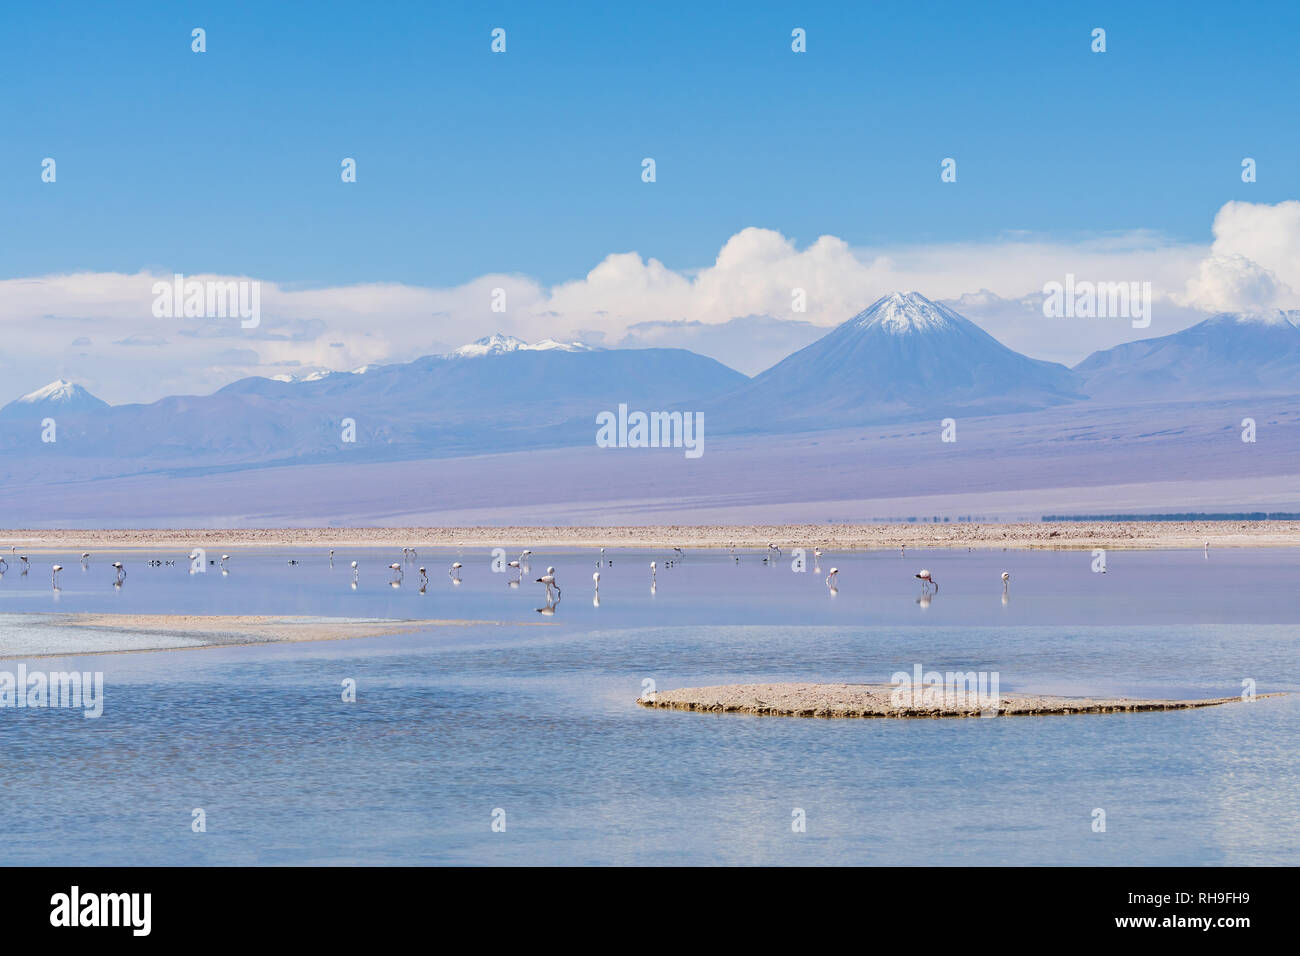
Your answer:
[3,0,1297,287]
[2,1,1299,403]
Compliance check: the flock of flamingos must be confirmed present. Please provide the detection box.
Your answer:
[1,542,1022,612]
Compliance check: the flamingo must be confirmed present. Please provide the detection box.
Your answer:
[826,567,839,590]
[81,552,91,568]
[1001,571,1010,593]
[0,556,7,573]
[220,554,229,570]
[449,562,462,582]
[650,561,656,586]
[350,560,359,583]
[915,569,938,593]
[51,564,63,589]
[19,555,29,573]
[536,566,559,600]
[112,561,125,585]
[389,563,403,585]
[593,570,600,592]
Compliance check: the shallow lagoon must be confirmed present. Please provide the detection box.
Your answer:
[0,546,1296,865]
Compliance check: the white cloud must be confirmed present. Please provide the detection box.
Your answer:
[1179,201,1300,311]
[1,201,1297,403]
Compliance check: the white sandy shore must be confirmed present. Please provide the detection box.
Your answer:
[2,521,1299,552]
[0,613,513,659]
[638,682,1283,719]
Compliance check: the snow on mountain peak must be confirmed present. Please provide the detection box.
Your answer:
[18,379,82,403]
[450,333,592,357]
[851,291,960,335]
[1220,309,1300,328]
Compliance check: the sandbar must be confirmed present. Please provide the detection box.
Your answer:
[637,682,1282,719]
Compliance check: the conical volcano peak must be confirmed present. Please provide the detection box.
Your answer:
[850,291,959,334]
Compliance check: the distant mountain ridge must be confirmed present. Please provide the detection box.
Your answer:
[0,336,746,472]
[7,301,1300,482]
[1073,309,1300,401]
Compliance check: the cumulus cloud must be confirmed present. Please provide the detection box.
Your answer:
[1179,201,1300,311]
[1183,253,1287,312]
[1,201,1297,402]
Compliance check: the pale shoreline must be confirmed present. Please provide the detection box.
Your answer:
[0,613,524,660]
[3,521,1300,552]
[638,683,1284,719]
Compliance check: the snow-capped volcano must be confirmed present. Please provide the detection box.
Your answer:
[0,380,108,416]
[849,291,967,334]
[707,292,1081,430]
[450,333,593,357]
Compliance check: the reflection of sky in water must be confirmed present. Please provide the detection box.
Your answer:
[0,547,1296,864]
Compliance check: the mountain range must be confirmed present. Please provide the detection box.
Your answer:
[4,295,1300,482]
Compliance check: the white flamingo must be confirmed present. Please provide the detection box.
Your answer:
[0,556,7,573]
[351,560,359,583]
[220,554,229,570]
[1001,571,1010,593]
[51,564,63,589]
[536,566,559,600]
[389,562,403,585]
[81,552,91,568]
[592,570,600,592]
[826,567,838,589]
[112,561,125,585]
[650,561,656,585]
[916,569,938,594]
[449,562,462,582]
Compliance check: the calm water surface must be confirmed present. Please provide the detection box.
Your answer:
[0,545,1296,865]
